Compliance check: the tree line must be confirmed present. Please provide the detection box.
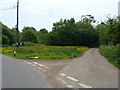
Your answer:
[1,15,120,47]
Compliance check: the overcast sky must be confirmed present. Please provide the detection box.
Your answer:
[0,0,119,31]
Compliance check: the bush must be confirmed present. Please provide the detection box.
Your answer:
[23,41,35,46]
[100,45,120,69]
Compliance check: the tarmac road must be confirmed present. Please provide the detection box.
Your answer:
[57,48,118,88]
[2,55,52,88]
[1,48,119,88]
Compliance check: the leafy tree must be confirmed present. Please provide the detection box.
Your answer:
[81,15,96,23]
[39,28,48,34]
[22,26,37,33]
[97,16,120,45]
[45,17,99,47]
[38,28,48,43]
[2,35,9,44]
[76,21,93,31]
[1,22,15,45]
[21,30,37,43]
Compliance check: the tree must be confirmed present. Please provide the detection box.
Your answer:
[2,35,9,44]
[21,30,37,43]
[1,22,15,45]
[45,17,99,47]
[39,28,48,34]
[81,15,96,23]
[97,16,120,45]
[76,21,93,31]
[38,28,48,43]
[46,18,77,46]
[22,26,37,33]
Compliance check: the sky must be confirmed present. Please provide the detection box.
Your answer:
[0,0,119,31]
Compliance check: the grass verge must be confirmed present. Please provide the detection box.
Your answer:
[2,44,88,60]
[100,45,120,69]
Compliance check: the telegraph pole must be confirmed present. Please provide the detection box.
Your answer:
[16,0,19,47]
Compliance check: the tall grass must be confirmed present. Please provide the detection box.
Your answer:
[2,44,88,60]
[100,45,120,69]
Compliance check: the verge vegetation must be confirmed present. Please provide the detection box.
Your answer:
[2,44,88,60]
[1,14,120,69]
[100,45,120,69]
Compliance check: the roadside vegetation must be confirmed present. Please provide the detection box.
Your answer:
[2,45,88,60]
[1,15,120,69]
[100,45,120,69]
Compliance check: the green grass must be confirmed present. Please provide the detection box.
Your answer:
[100,45,120,69]
[2,44,88,60]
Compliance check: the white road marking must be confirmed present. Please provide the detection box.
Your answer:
[38,64,44,67]
[60,73,66,77]
[38,64,48,69]
[62,80,67,84]
[25,61,48,70]
[32,64,37,67]
[66,76,79,82]
[59,73,92,88]
[33,62,38,65]
[38,67,42,70]
[78,83,92,88]
[44,66,48,69]
[67,84,73,88]
[38,67,46,72]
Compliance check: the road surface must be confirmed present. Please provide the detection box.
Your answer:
[1,48,119,88]
[2,55,52,88]
[56,48,118,88]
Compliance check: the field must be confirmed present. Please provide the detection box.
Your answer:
[2,44,88,60]
[100,45,120,69]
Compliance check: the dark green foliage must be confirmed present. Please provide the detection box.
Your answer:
[39,28,48,34]
[1,22,15,45]
[97,16,120,45]
[2,35,9,44]
[22,26,37,33]
[100,45,120,69]
[21,26,38,43]
[21,30,37,43]
[45,18,99,47]
[1,15,119,48]
[38,28,48,43]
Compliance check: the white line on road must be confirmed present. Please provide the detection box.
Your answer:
[44,66,48,69]
[78,83,92,88]
[37,67,46,72]
[62,80,67,84]
[33,62,38,65]
[67,84,73,88]
[38,64,44,67]
[66,76,79,82]
[38,67,42,70]
[59,73,92,88]
[38,64,48,69]
[60,73,66,77]
[32,64,37,67]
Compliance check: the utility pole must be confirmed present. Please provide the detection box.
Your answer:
[16,0,19,47]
